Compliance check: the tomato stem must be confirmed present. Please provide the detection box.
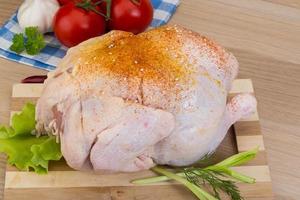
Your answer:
[76,0,110,20]
[93,0,103,6]
[130,0,141,6]
[104,0,112,20]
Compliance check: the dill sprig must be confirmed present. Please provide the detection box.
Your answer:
[184,168,243,200]
[132,148,259,200]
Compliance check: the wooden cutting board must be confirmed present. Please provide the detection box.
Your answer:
[4,79,273,200]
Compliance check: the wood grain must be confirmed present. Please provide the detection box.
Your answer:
[4,166,272,188]
[1,0,300,199]
[3,183,273,200]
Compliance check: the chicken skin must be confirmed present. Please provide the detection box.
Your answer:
[36,25,256,172]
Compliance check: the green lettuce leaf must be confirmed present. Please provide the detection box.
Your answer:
[0,103,62,174]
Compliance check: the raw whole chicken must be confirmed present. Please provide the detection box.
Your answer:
[36,25,257,172]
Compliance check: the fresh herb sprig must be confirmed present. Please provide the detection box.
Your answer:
[184,169,242,200]
[9,33,25,53]
[151,166,218,200]
[132,148,258,200]
[10,26,45,55]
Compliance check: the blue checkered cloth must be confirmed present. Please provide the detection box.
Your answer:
[0,0,180,71]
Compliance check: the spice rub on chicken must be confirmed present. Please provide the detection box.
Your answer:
[36,25,257,172]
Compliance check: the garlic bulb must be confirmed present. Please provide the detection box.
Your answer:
[17,0,60,33]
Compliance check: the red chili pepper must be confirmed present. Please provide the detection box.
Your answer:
[21,75,47,83]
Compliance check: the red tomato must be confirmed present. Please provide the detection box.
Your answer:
[53,2,106,47]
[109,0,153,34]
[57,0,73,6]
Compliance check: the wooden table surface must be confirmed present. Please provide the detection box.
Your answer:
[0,0,299,199]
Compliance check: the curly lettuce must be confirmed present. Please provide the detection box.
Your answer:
[0,103,62,174]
